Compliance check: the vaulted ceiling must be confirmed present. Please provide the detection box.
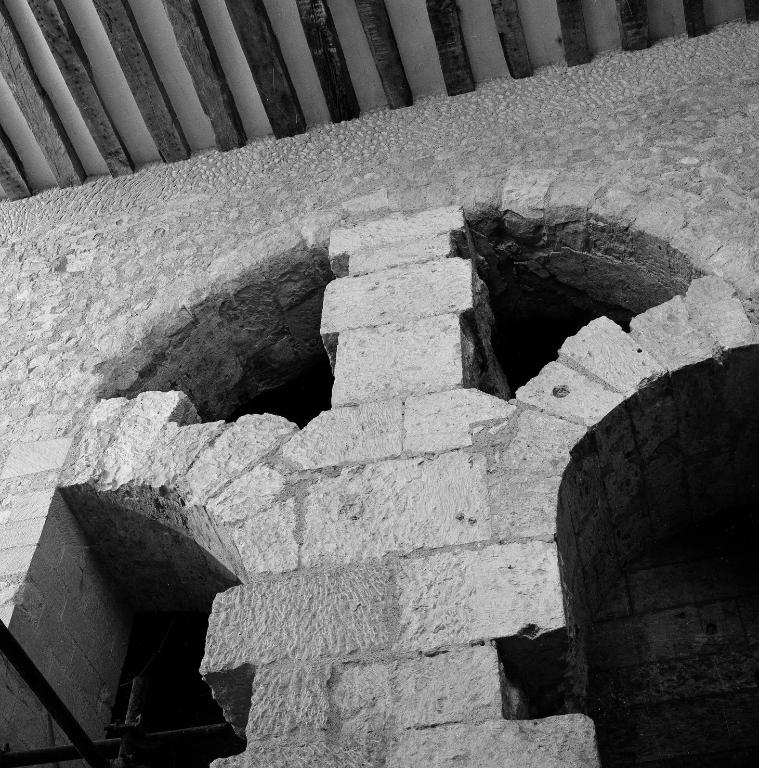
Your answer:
[0,0,753,200]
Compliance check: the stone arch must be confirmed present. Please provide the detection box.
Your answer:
[544,278,759,765]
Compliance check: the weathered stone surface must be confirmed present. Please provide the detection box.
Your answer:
[1,438,73,480]
[202,565,394,671]
[184,414,298,503]
[247,663,330,740]
[229,498,298,578]
[282,401,402,469]
[559,317,665,393]
[329,206,464,276]
[395,645,501,729]
[208,465,287,525]
[302,452,490,566]
[488,411,585,539]
[404,389,515,454]
[685,276,756,349]
[322,259,474,333]
[332,314,467,405]
[396,542,565,652]
[387,715,601,768]
[501,168,557,222]
[516,362,624,426]
[629,295,715,369]
[212,737,375,768]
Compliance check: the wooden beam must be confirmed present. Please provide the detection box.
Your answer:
[489,0,532,79]
[295,0,359,123]
[683,0,707,36]
[614,0,648,50]
[747,0,759,22]
[0,4,84,187]
[0,124,30,200]
[92,0,190,163]
[222,0,305,139]
[161,0,245,151]
[354,0,412,109]
[556,0,590,67]
[425,0,474,96]
[28,0,132,177]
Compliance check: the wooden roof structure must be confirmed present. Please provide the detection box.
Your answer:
[0,0,753,200]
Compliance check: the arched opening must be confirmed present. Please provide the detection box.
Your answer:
[557,347,759,767]
[468,208,700,390]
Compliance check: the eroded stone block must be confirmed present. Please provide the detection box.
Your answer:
[302,452,490,566]
[282,401,403,469]
[396,542,565,653]
[321,259,474,333]
[395,645,501,729]
[332,314,468,405]
[685,276,756,349]
[559,317,665,394]
[404,389,515,454]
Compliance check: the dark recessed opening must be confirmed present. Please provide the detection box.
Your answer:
[227,355,334,428]
[468,214,675,392]
[111,612,245,768]
[588,511,759,768]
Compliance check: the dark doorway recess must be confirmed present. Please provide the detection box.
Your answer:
[588,511,759,768]
[111,613,244,768]
[466,211,699,392]
[228,355,334,428]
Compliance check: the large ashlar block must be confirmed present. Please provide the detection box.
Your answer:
[629,295,715,369]
[329,206,465,276]
[301,452,491,567]
[488,411,585,540]
[202,564,395,671]
[395,645,502,729]
[387,715,601,768]
[321,259,474,333]
[559,317,665,394]
[396,542,565,653]
[684,276,756,349]
[282,401,403,469]
[516,362,625,426]
[404,389,515,454]
[332,314,470,406]
[1,438,73,479]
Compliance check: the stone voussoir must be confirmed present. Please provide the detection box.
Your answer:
[558,316,666,394]
[321,258,474,334]
[684,275,757,349]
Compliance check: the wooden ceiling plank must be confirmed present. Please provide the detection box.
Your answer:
[747,1,759,22]
[354,0,412,109]
[92,0,190,163]
[0,124,30,200]
[556,0,590,67]
[28,0,133,177]
[0,4,84,187]
[683,0,707,36]
[614,0,648,50]
[223,0,305,139]
[162,0,245,151]
[295,0,360,123]
[489,0,532,79]
[425,0,474,96]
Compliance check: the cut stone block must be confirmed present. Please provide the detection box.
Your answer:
[488,411,585,540]
[329,206,465,276]
[332,314,469,406]
[282,401,403,469]
[211,736,376,768]
[387,715,601,768]
[395,645,502,729]
[202,564,394,671]
[208,465,287,526]
[516,362,625,426]
[629,296,715,369]
[396,542,565,653]
[321,259,474,333]
[301,452,490,567]
[558,317,665,394]
[404,389,515,454]
[2,438,73,479]
[685,276,756,349]
[501,168,557,222]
